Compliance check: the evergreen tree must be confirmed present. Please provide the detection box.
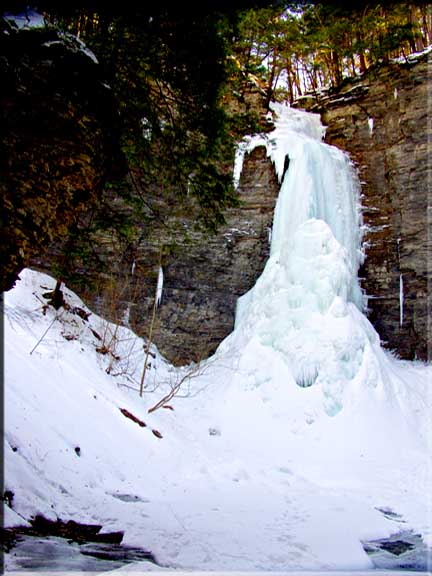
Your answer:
[234,1,431,103]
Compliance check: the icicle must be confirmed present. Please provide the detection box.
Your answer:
[131,259,136,276]
[394,87,398,100]
[399,273,404,327]
[156,266,164,308]
[233,142,247,190]
[267,227,272,245]
[368,117,374,136]
[397,238,403,326]
[122,304,131,327]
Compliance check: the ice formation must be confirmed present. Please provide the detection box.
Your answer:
[228,104,389,416]
[400,273,404,326]
[156,266,164,307]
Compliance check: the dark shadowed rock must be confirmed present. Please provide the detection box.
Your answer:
[0,19,124,293]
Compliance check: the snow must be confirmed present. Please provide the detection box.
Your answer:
[40,35,99,64]
[390,44,432,63]
[4,104,432,573]
[3,10,99,64]
[3,10,46,30]
[72,34,99,64]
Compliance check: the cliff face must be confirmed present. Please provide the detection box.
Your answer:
[43,145,279,366]
[6,18,277,365]
[0,21,123,292]
[312,54,431,361]
[131,56,430,364]
[127,146,280,364]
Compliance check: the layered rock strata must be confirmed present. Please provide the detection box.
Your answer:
[0,21,123,292]
[314,54,430,361]
[127,146,280,364]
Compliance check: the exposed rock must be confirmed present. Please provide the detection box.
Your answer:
[362,529,430,571]
[26,515,123,544]
[307,54,431,361]
[29,140,278,366]
[0,19,124,293]
[128,145,280,364]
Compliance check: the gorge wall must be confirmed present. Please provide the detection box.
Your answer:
[7,20,278,366]
[0,20,124,293]
[102,145,280,365]
[125,54,430,364]
[14,33,429,365]
[33,145,279,366]
[313,53,430,361]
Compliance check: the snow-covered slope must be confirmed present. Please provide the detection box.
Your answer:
[4,104,432,572]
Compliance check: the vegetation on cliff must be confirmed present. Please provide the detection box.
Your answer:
[1,2,276,292]
[233,2,432,105]
[0,18,125,292]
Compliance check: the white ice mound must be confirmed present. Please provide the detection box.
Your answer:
[234,218,379,416]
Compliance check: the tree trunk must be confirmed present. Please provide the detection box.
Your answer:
[356,30,367,74]
[285,59,295,103]
[420,5,432,45]
[294,60,302,96]
[264,50,278,110]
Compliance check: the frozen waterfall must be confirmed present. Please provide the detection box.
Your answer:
[229,104,383,416]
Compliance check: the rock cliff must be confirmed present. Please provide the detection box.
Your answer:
[146,54,430,364]
[309,54,430,361]
[32,144,278,366]
[0,19,123,292]
[122,145,280,365]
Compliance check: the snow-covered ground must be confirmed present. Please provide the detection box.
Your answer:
[4,105,432,573]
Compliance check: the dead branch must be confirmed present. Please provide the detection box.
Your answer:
[30,310,64,355]
[139,244,163,396]
[119,407,146,427]
[147,358,212,413]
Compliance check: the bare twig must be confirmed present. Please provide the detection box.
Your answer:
[147,357,214,413]
[30,311,64,355]
[116,381,141,392]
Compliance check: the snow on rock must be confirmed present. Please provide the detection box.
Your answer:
[3,10,46,29]
[390,43,432,64]
[3,10,99,64]
[4,99,432,572]
[64,32,99,64]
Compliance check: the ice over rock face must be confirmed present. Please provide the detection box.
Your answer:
[230,104,380,415]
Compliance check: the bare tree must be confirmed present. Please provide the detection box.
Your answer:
[147,354,216,413]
